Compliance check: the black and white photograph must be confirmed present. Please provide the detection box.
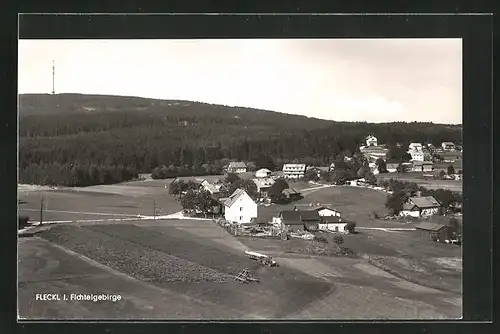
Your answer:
[17,37,463,320]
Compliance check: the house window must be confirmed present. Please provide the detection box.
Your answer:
[240,207,243,211]
[239,216,243,221]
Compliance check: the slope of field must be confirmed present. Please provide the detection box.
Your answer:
[35,223,332,319]
[18,237,248,320]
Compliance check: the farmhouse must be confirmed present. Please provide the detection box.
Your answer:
[441,142,456,150]
[435,151,462,163]
[408,142,423,151]
[227,161,247,174]
[312,205,341,217]
[400,196,441,218]
[283,188,302,200]
[365,135,378,147]
[414,222,448,241]
[282,164,306,179]
[276,210,320,233]
[255,168,272,178]
[200,179,226,195]
[300,210,320,232]
[252,178,275,196]
[278,210,304,233]
[412,161,433,172]
[319,216,347,233]
[222,189,258,224]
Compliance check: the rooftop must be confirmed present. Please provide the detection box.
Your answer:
[415,222,446,232]
[409,196,441,208]
[228,161,247,168]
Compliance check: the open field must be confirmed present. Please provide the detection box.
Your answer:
[25,221,333,319]
[20,218,461,319]
[377,172,463,193]
[18,180,182,223]
[18,180,461,319]
[258,185,404,228]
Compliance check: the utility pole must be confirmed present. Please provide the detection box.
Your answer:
[40,197,44,225]
[153,200,156,221]
[52,60,55,94]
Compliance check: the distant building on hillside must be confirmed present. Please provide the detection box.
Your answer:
[414,222,448,241]
[400,196,441,218]
[252,178,275,197]
[200,179,227,195]
[408,143,423,151]
[412,161,433,172]
[227,161,247,174]
[282,164,306,179]
[255,168,272,178]
[222,189,257,224]
[441,142,456,151]
[365,135,378,147]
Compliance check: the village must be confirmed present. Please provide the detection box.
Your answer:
[171,134,463,248]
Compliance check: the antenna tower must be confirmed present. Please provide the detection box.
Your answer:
[52,60,55,94]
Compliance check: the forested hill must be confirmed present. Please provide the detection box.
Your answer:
[19,94,462,187]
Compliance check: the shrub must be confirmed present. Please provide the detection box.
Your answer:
[314,235,328,244]
[333,234,344,245]
[344,222,356,233]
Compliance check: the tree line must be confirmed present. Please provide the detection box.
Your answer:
[381,179,463,215]
[19,94,462,187]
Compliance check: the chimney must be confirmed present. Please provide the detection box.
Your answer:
[416,190,422,197]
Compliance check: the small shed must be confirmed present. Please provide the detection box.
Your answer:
[414,222,448,241]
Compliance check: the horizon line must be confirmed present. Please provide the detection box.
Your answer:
[18,92,463,126]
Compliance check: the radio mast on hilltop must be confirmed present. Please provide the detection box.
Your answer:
[52,60,55,94]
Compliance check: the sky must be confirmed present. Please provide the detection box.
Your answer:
[18,39,462,124]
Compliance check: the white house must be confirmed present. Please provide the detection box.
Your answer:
[255,168,272,178]
[223,189,258,224]
[399,196,441,218]
[312,205,341,217]
[408,150,425,162]
[282,164,306,179]
[318,216,347,233]
[365,135,378,147]
[441,142,455,150]
[227,161,247,174]
[408,143,424,162]
[408,143,423,151]
[252,178,275,195]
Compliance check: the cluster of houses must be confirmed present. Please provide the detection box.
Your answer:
[214,185,350,235]
[361,135,462,178]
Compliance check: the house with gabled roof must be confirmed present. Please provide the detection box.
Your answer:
[318,216,347,233]
[400,196,441,218]
[200,179,227,195]
[414,221,448,241]
[255,168,272,178]
[365,135,378,147]
[222,189,257,224]
[227,161,247,174]
[252,177,275,196]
